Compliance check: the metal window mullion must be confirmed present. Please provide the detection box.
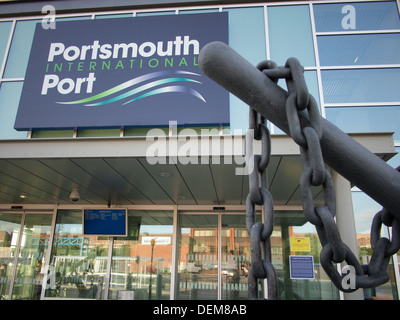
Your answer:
[169,206,178,300]
[316,29,400,36]
[8,211,26,300]
[325,102,400,107]
[320,64,400,70]
[309,2,326,118]
[217,212,222,300]
[264,4,277,135]
[397,0,400,20]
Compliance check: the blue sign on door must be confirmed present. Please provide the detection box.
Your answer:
[83,209,127,236]
[289,256,315,279]
[15,13,229,130]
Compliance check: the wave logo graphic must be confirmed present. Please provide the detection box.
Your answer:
[57,71,206,106]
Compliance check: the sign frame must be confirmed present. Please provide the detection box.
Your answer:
[82,208,128,236]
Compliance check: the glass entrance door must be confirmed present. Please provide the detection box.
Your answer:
[176,213,254,300]
[176,214,218,300]
[11,213,53,300]
[0,211,54,300]
[0,213,23,300]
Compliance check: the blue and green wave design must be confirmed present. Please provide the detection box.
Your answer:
[56,71,206,106]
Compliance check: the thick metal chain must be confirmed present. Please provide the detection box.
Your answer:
[245,61,278,299]
[259,57,400,293]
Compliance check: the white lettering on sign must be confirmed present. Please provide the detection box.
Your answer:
[41,72,96,95]
[47,36,199,62]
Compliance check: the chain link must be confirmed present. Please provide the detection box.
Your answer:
[245,62,278,299]
[258,57,400,295]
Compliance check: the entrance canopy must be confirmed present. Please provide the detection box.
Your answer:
[0,133,396,208]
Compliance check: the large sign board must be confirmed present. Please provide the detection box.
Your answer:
[83,208,127,236]
[15,13,229,130]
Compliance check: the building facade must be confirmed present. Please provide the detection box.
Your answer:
[0,0,399,300]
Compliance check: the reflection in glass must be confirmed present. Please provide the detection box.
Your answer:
[280,221,339,300]
[45,210,109,299]
[321,69,400,104]
[12,214,52,300]
[177,215,218,300]
[325,106,400,142]
[318,34,400,66]
[221,215,250,300]
[0,22,12,67]
[0,213,22,300]
[3,20,39,78]
[268,5,315,67]
[0,82,27,139]
[108,210,173,300]
[313,1,400,32]
[224,7,266,133]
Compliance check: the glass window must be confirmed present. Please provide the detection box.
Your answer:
[313,1,400,32]
[325,106,400,143]
[77,129,121,137]
[0,22,12,71]
[56,16,92,22]
[178,9,219,15]
[11,214,53,300]
[224,7,266,66]
[108,210,173,300]
[268,5,315,67]
[318,33,400,66]
[136,11,175,17]
[3,20,39,78]
[282,221,340,300]
[0,213,22,300]
[95,14,133,19]
[0,82,28,139]
[45,210,109,299]
[224,7,266,133]
[321,69,400,104]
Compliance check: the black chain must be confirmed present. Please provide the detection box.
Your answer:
[258,57,400,294]
[245,61,278,299]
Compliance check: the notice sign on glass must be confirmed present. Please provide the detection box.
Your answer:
[83,209,127,236]
[289,256,315,279]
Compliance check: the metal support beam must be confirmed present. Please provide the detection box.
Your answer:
[199,41,400,218]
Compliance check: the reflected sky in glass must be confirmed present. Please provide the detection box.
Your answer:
[318,33,400,66]
[325,106,400,142]
[321,69,400,103]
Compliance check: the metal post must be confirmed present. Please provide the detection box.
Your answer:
[332,171,364,300]
[149,238,155,299]
[199,41,400,217]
